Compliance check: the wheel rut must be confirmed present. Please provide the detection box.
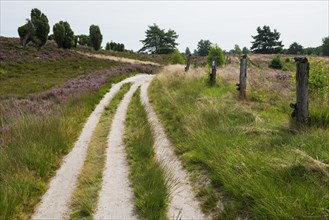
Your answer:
[32,74,205,220]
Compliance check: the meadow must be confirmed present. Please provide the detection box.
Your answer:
[148,61,329,219]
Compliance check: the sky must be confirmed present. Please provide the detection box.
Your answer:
[1,0,328,52]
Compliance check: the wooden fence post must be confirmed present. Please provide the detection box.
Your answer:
[291,56,309,123]
[237,54,247,98]
[185,54,192,72]
[210,56,217,86]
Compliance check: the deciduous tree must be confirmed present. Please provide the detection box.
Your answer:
[287,42,304,55]
[196,39,212,56]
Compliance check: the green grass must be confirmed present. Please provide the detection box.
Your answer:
[148,72,329,219]
[70,83,132,220]
[0,58,116,97]
[0,73,136,220]
[124,89,169,220]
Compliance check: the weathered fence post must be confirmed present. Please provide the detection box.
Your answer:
[209,56,217,86]
[185,54,192,72]
[237,54,247,98]
[290,56,309,123]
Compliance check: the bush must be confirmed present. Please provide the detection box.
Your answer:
[89,25,102,51]
[17,8,50,49]
[309,60,329,98]
[53,21,75,49]
[206,46,225,67]
[269,54,283,69]
[171,49,184,64]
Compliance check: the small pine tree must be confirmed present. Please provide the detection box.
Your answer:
[269,54,283,69]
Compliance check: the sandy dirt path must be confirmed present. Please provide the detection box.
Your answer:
[141,81,206,220]
[77,51,160,66]
[32,74,150,220]
[94,75,153,219]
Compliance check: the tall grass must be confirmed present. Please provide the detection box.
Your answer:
[0,73,136,219]
[148,66,329,219]
[70,83,132,219]
[124,89,169,220]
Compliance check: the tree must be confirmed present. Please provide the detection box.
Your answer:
[250,25,283,54]
[196,39,212,56]
[17,8,50,49]
[322,37,329,56]
[139,24,178,54]
[77,35,91,46]
[18,21,34,49]
[89,25,103,50]
[207,45,225,67]
[234,44,242,55]
[242,47,250,54]
[105,42,110,50]
[287,42,304,55]
[53,21,75,49]
[185,47,191,55]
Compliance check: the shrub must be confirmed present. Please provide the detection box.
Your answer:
[206,45,225,67]
[171,49,184,64]
[17,8,50,49]
[53,21,75,49]
[309,60,329,98]
[89,25,102,51]
[269,54,283,69]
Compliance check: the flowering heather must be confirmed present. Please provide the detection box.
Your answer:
[0,63,157,146]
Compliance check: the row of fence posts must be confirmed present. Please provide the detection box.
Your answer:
[184,54,310,124]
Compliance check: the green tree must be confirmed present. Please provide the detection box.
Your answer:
[242,46,250,54]
[17,8,50,49]
[287,42,304,54]
[251,25,283,54]
[185,47,191,55]
[18,21,34,49]
[89,25,103,50]
[53,21,75,49]
[139,24,178,54]
[171,49,184,64]
[77,34,91,46]
[105,42,110,50]
[196,39,212,56]
[234,44,242,55]
[207,45,225,67]
[322,37,329,56]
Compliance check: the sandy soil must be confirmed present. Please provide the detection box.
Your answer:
[94,75,153,219]
[77,51,160,66]
[140,81,206,220]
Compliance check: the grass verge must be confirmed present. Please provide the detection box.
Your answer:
[124,89,169,220]
[148,69,329,219]
[0,73,136,220]
[70,83,132,219]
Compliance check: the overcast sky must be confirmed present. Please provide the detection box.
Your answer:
[1,0,328,52]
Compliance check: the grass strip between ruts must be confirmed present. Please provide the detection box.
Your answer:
[124,88,169,220]
[69,83,132,219]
